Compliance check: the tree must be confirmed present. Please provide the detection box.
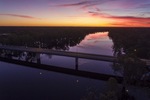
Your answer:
[114,54,147,86]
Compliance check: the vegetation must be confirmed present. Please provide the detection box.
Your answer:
[0,26,108,50]
[108,27,150,85]
[81,77,134,100]
[108,27,150,59]
[114,54,147,86]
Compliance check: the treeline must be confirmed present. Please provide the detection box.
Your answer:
[108,27,150,59]
[0,27,107,50]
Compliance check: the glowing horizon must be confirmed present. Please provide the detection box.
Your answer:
[0,0,150,27]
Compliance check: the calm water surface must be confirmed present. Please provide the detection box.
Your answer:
[69,31,113,55]
[0,61,106,100]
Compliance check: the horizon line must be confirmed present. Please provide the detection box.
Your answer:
[0,25,150,28]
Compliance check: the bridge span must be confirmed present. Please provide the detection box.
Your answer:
[0,45,117,62]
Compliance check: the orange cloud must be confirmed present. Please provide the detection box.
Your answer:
[87,11,150,27]
[0,14,40,19]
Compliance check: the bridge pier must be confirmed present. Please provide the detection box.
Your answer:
[36,53,41,64]
[75,57,79,70]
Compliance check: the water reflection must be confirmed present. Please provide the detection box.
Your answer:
[0,49,37,63]
[70,31,113,55]
[84,31,109,40]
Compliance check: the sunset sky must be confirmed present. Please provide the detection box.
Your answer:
[0,0,150,27]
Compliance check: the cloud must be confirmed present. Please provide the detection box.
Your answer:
[109,20,150,27]
[109,23,127,26]
[53,0,150,27]
[87,10,150,26]
[95,7,101,11]
[88,11,110,17]
[0,14,40,19]
[56,0,117,8]
[136,11,150,17]
[88,10,150,20]
[56,0,102,9]
[54,0,150,11]
[57,1,90,7]
[137,3,150,9]
[110,16,150,20]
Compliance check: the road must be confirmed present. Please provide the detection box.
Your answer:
[0,45,117,62]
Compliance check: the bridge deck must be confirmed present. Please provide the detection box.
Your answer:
[0,45,117,62]
[0,45,149,84]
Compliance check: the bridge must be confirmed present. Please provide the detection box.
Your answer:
[0,45,117,62]
[0,57,123,83]
[0,45,149,83]
[0,45,123,83]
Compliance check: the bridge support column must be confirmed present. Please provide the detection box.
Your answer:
[75,57,78,70]
[36,53,41,64]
